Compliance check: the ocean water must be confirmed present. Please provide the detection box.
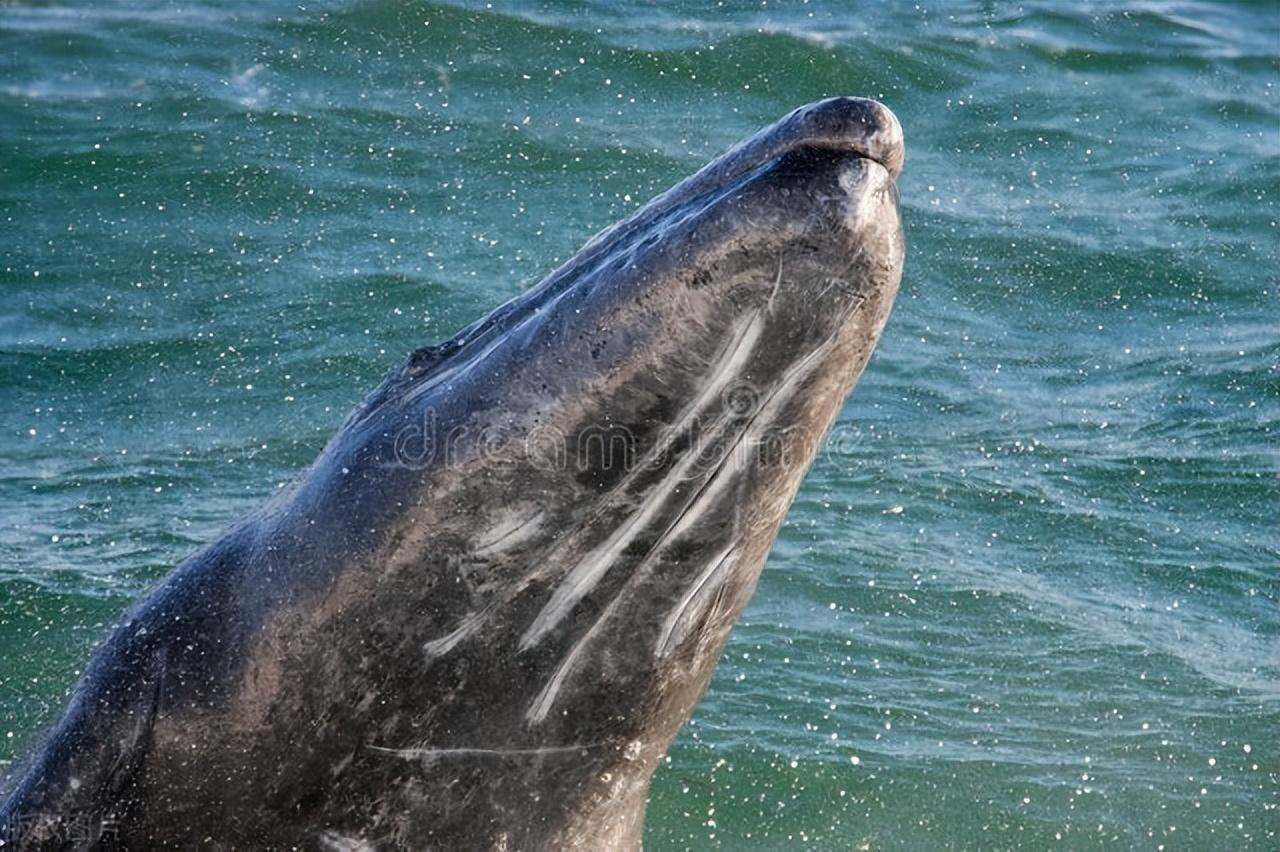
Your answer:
[1,0,1276,848]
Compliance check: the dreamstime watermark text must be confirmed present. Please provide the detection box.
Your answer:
[379,381,868,475]
[1,811,119,846]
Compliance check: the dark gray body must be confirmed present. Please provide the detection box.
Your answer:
[1,97,905,850]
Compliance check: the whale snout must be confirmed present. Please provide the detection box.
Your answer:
[781,96,905,180]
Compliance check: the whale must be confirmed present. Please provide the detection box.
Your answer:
[0,96,905,850]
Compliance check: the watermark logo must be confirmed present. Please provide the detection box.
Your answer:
[377,379,868,477]
[1,811,119,846]
[724,381,760,417]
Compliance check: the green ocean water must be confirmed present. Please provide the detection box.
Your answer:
[1,0,1276,847]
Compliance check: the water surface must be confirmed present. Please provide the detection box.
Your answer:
[1,1,1277,847]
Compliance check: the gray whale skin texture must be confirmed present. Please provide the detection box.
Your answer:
[1,96,905,851]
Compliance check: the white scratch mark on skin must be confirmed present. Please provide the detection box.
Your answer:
[422,608,490,658]
[528,452,736,724]
[368,743,600,759]
[527,639,584,725]
[766,256,784,313]
[420,510,543,659]
[518,311,765,651]
[473,508,544,557]
[519,447,695,651]
[655,545,737,659]
[662,332,836,545]
[317,831,375,852]
[420,513,543,658]
[528,332,838,725]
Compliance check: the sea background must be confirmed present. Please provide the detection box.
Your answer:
[1,1,1276,848]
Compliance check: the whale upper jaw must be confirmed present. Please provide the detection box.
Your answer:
[728,96,905,179]
[655,96,904,210]
[562,96,904,283]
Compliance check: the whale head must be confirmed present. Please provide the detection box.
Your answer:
[283,95,908,846]
[3,98,907,850]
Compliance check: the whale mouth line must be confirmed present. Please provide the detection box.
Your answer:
[790,138,897,177]
[753,130,903,186]
[710,139,898,205]
[754,98,905,181]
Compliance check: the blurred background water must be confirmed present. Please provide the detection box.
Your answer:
[1,1,1277,847]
